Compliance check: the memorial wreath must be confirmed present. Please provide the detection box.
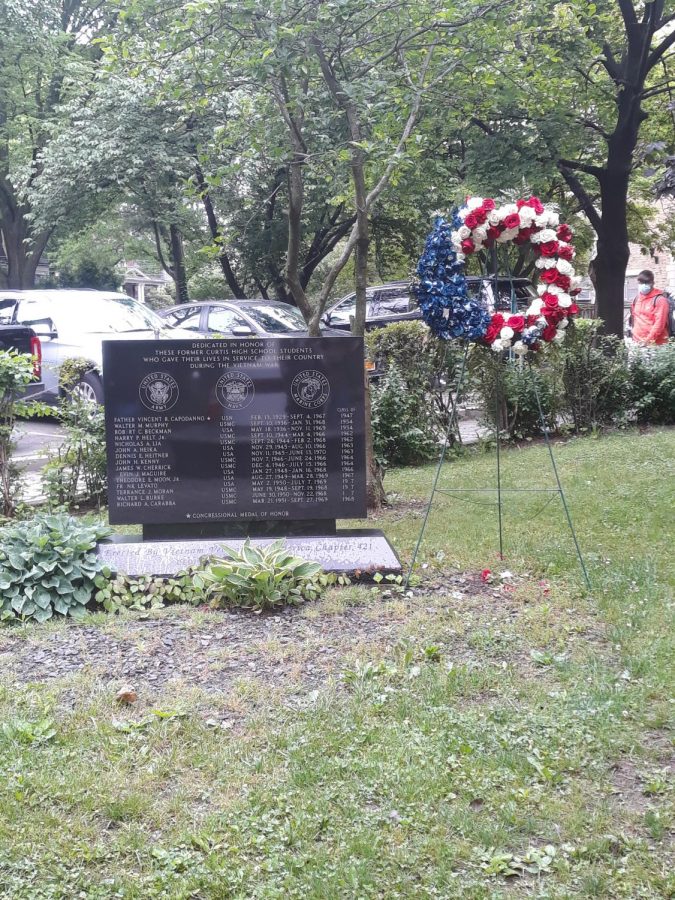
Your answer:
[414,196,582,355]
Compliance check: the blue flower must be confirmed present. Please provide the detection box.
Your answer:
[413,213,490,343]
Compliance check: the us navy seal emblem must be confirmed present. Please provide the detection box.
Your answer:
[139,372,179,411]
[216,372,255,410]
[291,370,330,409]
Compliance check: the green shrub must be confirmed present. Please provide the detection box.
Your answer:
[365,321,462,432]
[469,349,562,439]
[194,540,334,611]
[629,344,675,425]
[370,364,439,467]
[559,319,630,432]
[93,571,202,613]
[42,395,107,509]
[0,514,111,622]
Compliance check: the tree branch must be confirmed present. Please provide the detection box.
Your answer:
[647,28,675,71]
[558,157,605,177]
[558,164,602,231]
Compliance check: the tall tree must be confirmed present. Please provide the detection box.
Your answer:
[0,0,111,287]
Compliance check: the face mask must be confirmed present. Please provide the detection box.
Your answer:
[639,284,652,294]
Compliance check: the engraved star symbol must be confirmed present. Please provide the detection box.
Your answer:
[186,514,191,519]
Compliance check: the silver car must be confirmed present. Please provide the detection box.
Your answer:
[0,289,183,403]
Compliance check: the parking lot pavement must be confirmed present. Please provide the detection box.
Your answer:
[14,419,65,503]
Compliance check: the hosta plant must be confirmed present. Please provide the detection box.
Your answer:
[194,540,330,612]
[0,514,111,622]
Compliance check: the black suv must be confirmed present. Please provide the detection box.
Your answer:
[323,277,539,331]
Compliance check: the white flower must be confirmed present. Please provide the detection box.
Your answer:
[538,228,557,243]
[491,339,505,352]
[519,206,536,224]
[500,326,514,340]
[537,316,548,326]
[547,285,562,296]
[571,275,582,288]
[527,299,544,315]
[457,225,470,239]
[553,330,567,343]
[546,211,560,227]
[512,340,529,355]
[473,224,488,243]
[466,196,485,210]
[537,284,547,296]
[456,252,466,263]
[499,203,518,216]
[487,210,501,226]
[558,317,569,328]
[558,295,572,309]
[556,259,574,276]
[497,227,519,243]
[534,213,548,228]
[535,257,556,269]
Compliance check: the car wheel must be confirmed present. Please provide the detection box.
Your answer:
[71,372,104,405]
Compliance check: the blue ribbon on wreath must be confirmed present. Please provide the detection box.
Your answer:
[413,211,491,342]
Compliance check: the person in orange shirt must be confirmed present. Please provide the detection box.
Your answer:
[630,270,670,346]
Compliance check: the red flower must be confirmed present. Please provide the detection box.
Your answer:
[556,223,573,242]
[558,244,574,261]
[485,323,501,343]
[507,315,525,332]
[518,196,545,215]
[461,238,475,254]
[483,199,496,211]
[487,225,502,240]
[503,212,521,230]
[514,227,533,245]
[542,324,557,341]
[541,269,558,284]
[569,303,580,315]
[464,212,478,229]
[539,241,560,258]
[542,292,559,309]
[570,287,581,296]
[491,313,505,328]
[529,196,545,214]
[473,208,487,225]
[480,569,492,582]
[554,273,571,291]
[526,314,540,326]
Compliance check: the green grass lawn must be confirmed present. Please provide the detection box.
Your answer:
[0,429,673,898]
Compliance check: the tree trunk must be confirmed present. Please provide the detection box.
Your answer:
[194,165,246,298]
[169,224,189,304]
[0,220,49,289]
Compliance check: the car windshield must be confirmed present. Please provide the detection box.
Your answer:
[53,297,166,333]
[243,305,307,333]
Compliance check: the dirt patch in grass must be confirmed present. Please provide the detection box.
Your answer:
[0,570,610,719]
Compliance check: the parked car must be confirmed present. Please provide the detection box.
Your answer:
[322,281,416,331]
[0,322,43,398]
[0,289,188,404]
[160,299,347,337]
[322,277,540,331]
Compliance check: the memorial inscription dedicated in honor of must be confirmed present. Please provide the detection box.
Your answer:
[103,337,367,525]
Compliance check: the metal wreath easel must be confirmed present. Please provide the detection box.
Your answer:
[406,245,591,590]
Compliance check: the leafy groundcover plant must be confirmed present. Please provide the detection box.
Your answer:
[195,539,335,612]
[0,514,111,622]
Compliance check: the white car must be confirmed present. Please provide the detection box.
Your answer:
[0,289,186,404]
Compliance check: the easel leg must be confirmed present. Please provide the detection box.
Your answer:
[405,345,470,589]
[530,369,592,589]
[495,361,504,559]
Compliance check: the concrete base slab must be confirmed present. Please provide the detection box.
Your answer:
[97,529,401,578]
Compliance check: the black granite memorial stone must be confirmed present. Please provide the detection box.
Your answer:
[103,337,367,528]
